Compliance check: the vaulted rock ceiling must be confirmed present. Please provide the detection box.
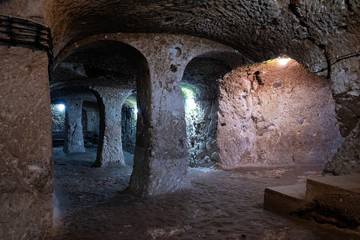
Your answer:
[44,0,360,68]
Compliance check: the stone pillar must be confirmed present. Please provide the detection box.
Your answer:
[86,109,99,133]
[63,99,85,153]
[0,47,53,239]
[129,45,189,196]
[92,87,132,167]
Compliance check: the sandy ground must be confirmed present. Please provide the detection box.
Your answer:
[48,147,357,240]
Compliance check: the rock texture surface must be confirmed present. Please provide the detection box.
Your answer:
[325,121,360,175]
[217,59,343,168]
[121,100,137,154]
[51,104,65,134]
[182,57,232,167]
[185,99,219,168]
[46,0,360,141]
[82,101,100,147]
[1,0,360,239]
[63,99,85,153]
[0,47,52,240]
[54,33,237,196]
[92,87,131,167]
[44,0,360,174]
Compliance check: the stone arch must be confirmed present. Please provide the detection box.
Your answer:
[181,51,246,167]
[51,34,244,197]
[52,39,150,169]
[50,86,99,153]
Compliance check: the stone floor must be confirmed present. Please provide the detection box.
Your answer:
[48,147,358,240]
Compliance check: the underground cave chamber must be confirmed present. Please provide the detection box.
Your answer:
[48,53,351,239]
[50,88,100,153]
[1,2,360,237]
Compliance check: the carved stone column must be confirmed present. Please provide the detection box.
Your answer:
[63,99,85,153]
[129,43,189,196]
[92,87,132,167]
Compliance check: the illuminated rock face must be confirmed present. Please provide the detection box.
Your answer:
[182,57,232,168]
[217,60,343,168]
[51,104,65,136]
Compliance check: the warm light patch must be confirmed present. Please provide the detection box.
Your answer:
[278,58,291,66]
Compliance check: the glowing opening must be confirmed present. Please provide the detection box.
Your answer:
[186,97,196,110]
[181,85,197,111]
[278,58,291,66]
[125,98,138,119]
[56,104,65,112]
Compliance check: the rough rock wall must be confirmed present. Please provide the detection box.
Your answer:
[45,0,360,147]
[82,107,100,148]
[85,110,99,134]
[325,121,360,175]
[186,100,219,167]
[92,86,131,167]
[0,0,46,23]
[51,104,65,133]
[51,33,238,196]
[121,104,136,154]
[182,57,231,167]
[63,99,85,153]
[0,47,52,240]
[328,54,360,174]
[218,59,343,168]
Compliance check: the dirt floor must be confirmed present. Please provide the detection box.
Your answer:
[48,147,358,240]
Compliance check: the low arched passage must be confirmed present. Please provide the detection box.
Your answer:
[52,40,149,168]
[181,52,241,167]
[50,86,99,153]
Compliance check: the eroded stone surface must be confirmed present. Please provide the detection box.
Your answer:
[325,121,360,175]
[63,99,85,153]
[92,87,131,167]
[1,0,360,238]
[0,0,46,23]
[82,102,100,148]
[217,59,343,168]
[0,46,52,240]
[185,99,220,168]
[182,57,231,167]
[44,0,360,142]
[51,104,65,134]
[121,100,137,154]
[56,33,238,196]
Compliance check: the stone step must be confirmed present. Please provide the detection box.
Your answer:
[304,174,360,228]
[264,174,360,231]
[306,173,360,201]
[264,183,307,215]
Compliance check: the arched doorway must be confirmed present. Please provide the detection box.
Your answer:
[181,55,234,167]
